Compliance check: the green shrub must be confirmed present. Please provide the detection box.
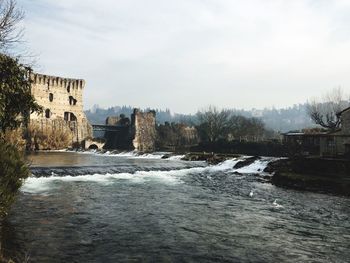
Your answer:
[0,140,30,218]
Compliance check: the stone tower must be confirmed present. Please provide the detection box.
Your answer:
[29,73,92,146]
[130,109,156,152]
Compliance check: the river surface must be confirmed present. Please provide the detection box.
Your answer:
[3,151,350,262]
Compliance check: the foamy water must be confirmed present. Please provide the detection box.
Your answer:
[22,158,272,195]
[235,158,274,174]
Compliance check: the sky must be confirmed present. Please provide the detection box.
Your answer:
[20,0,350,113]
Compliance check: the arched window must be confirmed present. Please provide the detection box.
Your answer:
[64,112,77,121]
[70,113,77,121]
[45,109,51,118]
[49,93,53,102]
[67,84,71,93]
[69,96,77,105]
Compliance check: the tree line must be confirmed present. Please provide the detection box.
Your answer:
[86,103,318,132]
[155,106,278,151]
[196,106,276,143]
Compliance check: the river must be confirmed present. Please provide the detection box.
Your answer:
[3,151,350,262]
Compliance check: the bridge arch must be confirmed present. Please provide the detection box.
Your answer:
[88,144,98,150]
[84,138,105,150]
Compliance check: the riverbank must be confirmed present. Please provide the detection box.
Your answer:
[177,152,350,196]
[182,152,350,196]
[265,158,350,196]
[189,140,286,157]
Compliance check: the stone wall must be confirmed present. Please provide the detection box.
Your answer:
[106,115,130,126]
[339,109,350,135]
[322,108,350,156]
[106,116,120,126]
[131,109,156,152]
[103,126,131,150]
[320,135,350,157]
[29,73,92,148]
[318,108,350,157]
[101,110,157,151]
[268,158,350,196]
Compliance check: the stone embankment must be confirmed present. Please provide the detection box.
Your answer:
[265,158,350,196]
[180,153,350,196]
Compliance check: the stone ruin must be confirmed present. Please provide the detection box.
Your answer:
[103,109,157,152]
[28,73,92,149]
[131,109,157,152]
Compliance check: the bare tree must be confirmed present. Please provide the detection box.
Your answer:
[196,106,232,142]
[196,106,272,142]
[307,87,349,130]
[0,0,24,52]
[227,115,266,141]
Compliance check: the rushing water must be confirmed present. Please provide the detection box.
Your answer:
[3,152,350,262]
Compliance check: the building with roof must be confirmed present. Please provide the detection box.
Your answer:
[283,106,350,158]
[319,107,350,157]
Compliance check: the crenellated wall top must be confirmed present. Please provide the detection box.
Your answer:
[30,73,85,89]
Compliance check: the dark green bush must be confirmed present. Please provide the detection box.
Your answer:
[0,140,30,218]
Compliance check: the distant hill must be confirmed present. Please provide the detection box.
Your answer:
[85,103,315,132]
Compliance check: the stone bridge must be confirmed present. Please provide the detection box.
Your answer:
[89,124,129,150]
[84,138,106,150]
[90,109,156,152]
[92,124,125,132]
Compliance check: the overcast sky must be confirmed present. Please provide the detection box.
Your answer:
[20,0,350,113]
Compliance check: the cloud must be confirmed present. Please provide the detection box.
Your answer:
[20,0,350,113]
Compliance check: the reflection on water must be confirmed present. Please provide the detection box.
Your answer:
[26,151,90,167]
[5,152,350,262]
[26,151,135,167]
